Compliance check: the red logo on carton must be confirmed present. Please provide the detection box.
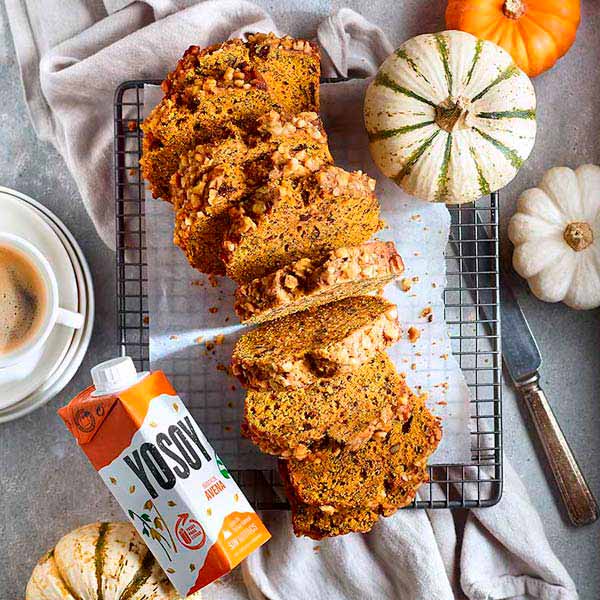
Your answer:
[175,513,206,550]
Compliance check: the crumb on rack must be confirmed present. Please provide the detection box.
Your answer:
[208,306,218,314]
[127,120,137,132]
[208,274,219,288]
[437,400,448,406]
[227,401,235,408]
[143,315,149,325]
[410,363,416,370]
[230,384,236,391]
[214,334,225,345]
[440,353,448,360]
[408,326,420,343]
[191,279,203,287]
[205,341,215,351]
[400,278,412,292]
[195,336,203,344]
[216,363,227,372]
[169,334,179,340]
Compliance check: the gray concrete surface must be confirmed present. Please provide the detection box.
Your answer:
[1,1,599,598]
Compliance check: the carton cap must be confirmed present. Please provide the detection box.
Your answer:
[91,357,140,395]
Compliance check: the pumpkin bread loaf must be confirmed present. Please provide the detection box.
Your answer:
[171,111,332,274]
[282,393,442,538]
[242,352,411,459]
[235,241,404,325]
[141,35,320,201]
[231,295,401,392]
[223,165,381,283]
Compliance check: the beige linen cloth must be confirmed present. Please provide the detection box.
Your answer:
[6,1,578,598]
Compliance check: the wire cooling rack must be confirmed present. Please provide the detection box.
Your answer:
[114,80,502,510]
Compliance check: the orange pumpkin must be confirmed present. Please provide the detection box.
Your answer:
[445,0,580,77]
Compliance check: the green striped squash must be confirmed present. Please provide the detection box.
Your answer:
[364,30,536,204]
[26,522,202,600]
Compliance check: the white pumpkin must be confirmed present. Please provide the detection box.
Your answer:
[508,165,600,310]
[26,522,202,600]
[364,30,537,204]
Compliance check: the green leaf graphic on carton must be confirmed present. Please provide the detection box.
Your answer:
[216,455,231,479]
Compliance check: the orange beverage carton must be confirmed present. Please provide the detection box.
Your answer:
[58,357,270,596]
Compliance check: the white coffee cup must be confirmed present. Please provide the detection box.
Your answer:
[0,233,84,369]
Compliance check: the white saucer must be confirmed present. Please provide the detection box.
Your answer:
[0,188,94,421]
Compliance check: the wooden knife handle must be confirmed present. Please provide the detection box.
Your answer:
[520,377,598,527]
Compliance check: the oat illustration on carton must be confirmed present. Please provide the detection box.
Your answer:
[59,357,270,595]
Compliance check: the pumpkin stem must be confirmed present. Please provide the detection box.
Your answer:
[435,97,469,132]
[564,222,593,251]
[503,0,526,19]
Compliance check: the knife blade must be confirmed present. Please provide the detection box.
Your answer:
[499,270,541,384]
[449,205,598,526]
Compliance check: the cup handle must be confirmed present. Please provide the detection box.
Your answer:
[56,307,85,330]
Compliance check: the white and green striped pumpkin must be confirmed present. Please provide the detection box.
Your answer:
[364,30,537,204]
[26,522,202,600]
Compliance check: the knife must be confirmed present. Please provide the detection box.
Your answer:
[450,205,599,526]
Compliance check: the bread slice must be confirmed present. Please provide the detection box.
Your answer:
[242,352,410,459]
[223,165,381,283]
[281,456,420,539]
[247,33,321,114]
[172,135,250,273]
[283,392,442,511]
[171,111,332,274]
[231,295,400,392]
[141,35,320,201]
[235,241,404,325]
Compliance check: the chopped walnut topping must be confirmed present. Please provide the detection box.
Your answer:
[408,326,421,343]
[319,505,336,515]
[400,278,412,292]
[420,306,432,319]
[248,32,317,56]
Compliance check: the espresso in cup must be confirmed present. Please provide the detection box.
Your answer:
[0,245,48,356]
